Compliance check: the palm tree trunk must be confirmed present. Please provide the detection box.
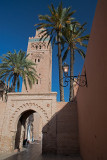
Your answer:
[58,33,64,102]
[12,74,17,92]
[69,47,74,101]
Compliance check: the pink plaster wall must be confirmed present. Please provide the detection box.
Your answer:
[77,0,107,159]
[57,102,79,155]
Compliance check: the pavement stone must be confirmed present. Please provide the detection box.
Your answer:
[0,142,82,160]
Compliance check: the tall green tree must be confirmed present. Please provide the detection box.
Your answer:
[0,50,37,92]
[35,2,75,101]
[62,23,89,101]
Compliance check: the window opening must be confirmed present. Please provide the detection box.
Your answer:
[36,80,38,84]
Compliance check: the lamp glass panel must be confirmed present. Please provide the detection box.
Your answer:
[63,65,69,73]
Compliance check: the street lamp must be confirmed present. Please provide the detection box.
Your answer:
[62,63,87,87]
[62,63,69,76]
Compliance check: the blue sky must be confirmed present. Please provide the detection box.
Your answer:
[0,0,97,101]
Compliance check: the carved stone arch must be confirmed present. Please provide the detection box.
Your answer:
[39,42,46,49]
[43,42,46,49]
[9,103,49,133]
[36,45,38,50]
[36,42,42,50]
[39,44,42,49]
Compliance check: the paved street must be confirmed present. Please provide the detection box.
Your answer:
[1,142,82,160]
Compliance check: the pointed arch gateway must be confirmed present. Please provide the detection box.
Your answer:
[5,92,57,153]
[9,102,50,151]
[9,103,49,133]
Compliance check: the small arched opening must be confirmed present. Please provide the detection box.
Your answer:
[14,109,43,151]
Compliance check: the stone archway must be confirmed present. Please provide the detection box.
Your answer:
[0,92,57,153]
[9,103,49,151]
[14,109,35,150]
[9,103,49,133]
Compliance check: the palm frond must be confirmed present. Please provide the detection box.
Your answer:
[76,48,86,59]
[0,50,37,92]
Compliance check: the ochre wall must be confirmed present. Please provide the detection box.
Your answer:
[77,0,107,159]
[0,101,6,134]
[0,100,7,153]
[56,102,79,155]
[42,101,80,155]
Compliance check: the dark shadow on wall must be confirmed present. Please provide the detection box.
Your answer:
[42,101,80,156]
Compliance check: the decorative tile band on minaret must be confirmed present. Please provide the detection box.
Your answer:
[28,38,50,42]
[22,29,52,93]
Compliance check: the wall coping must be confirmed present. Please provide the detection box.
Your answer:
[7,92,57,96]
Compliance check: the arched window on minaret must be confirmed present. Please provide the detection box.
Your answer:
[36,80,38,84]
[36,46,38,50]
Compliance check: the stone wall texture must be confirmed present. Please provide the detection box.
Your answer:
[0,94,80,155]
[0,92,57,153]
[56,102,80,155]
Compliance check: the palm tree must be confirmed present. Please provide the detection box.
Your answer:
[0,50,37,92]
[35,2,75,101]
[62,23,89,101]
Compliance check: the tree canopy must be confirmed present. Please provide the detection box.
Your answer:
[0,50,37,92]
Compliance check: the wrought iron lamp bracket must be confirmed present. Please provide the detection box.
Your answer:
[62,70,87,87]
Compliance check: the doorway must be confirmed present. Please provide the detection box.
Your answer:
[14,110,43,150]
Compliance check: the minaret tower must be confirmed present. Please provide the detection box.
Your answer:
[22,29,52,93]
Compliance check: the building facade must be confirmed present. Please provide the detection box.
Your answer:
[0,29,79,155]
